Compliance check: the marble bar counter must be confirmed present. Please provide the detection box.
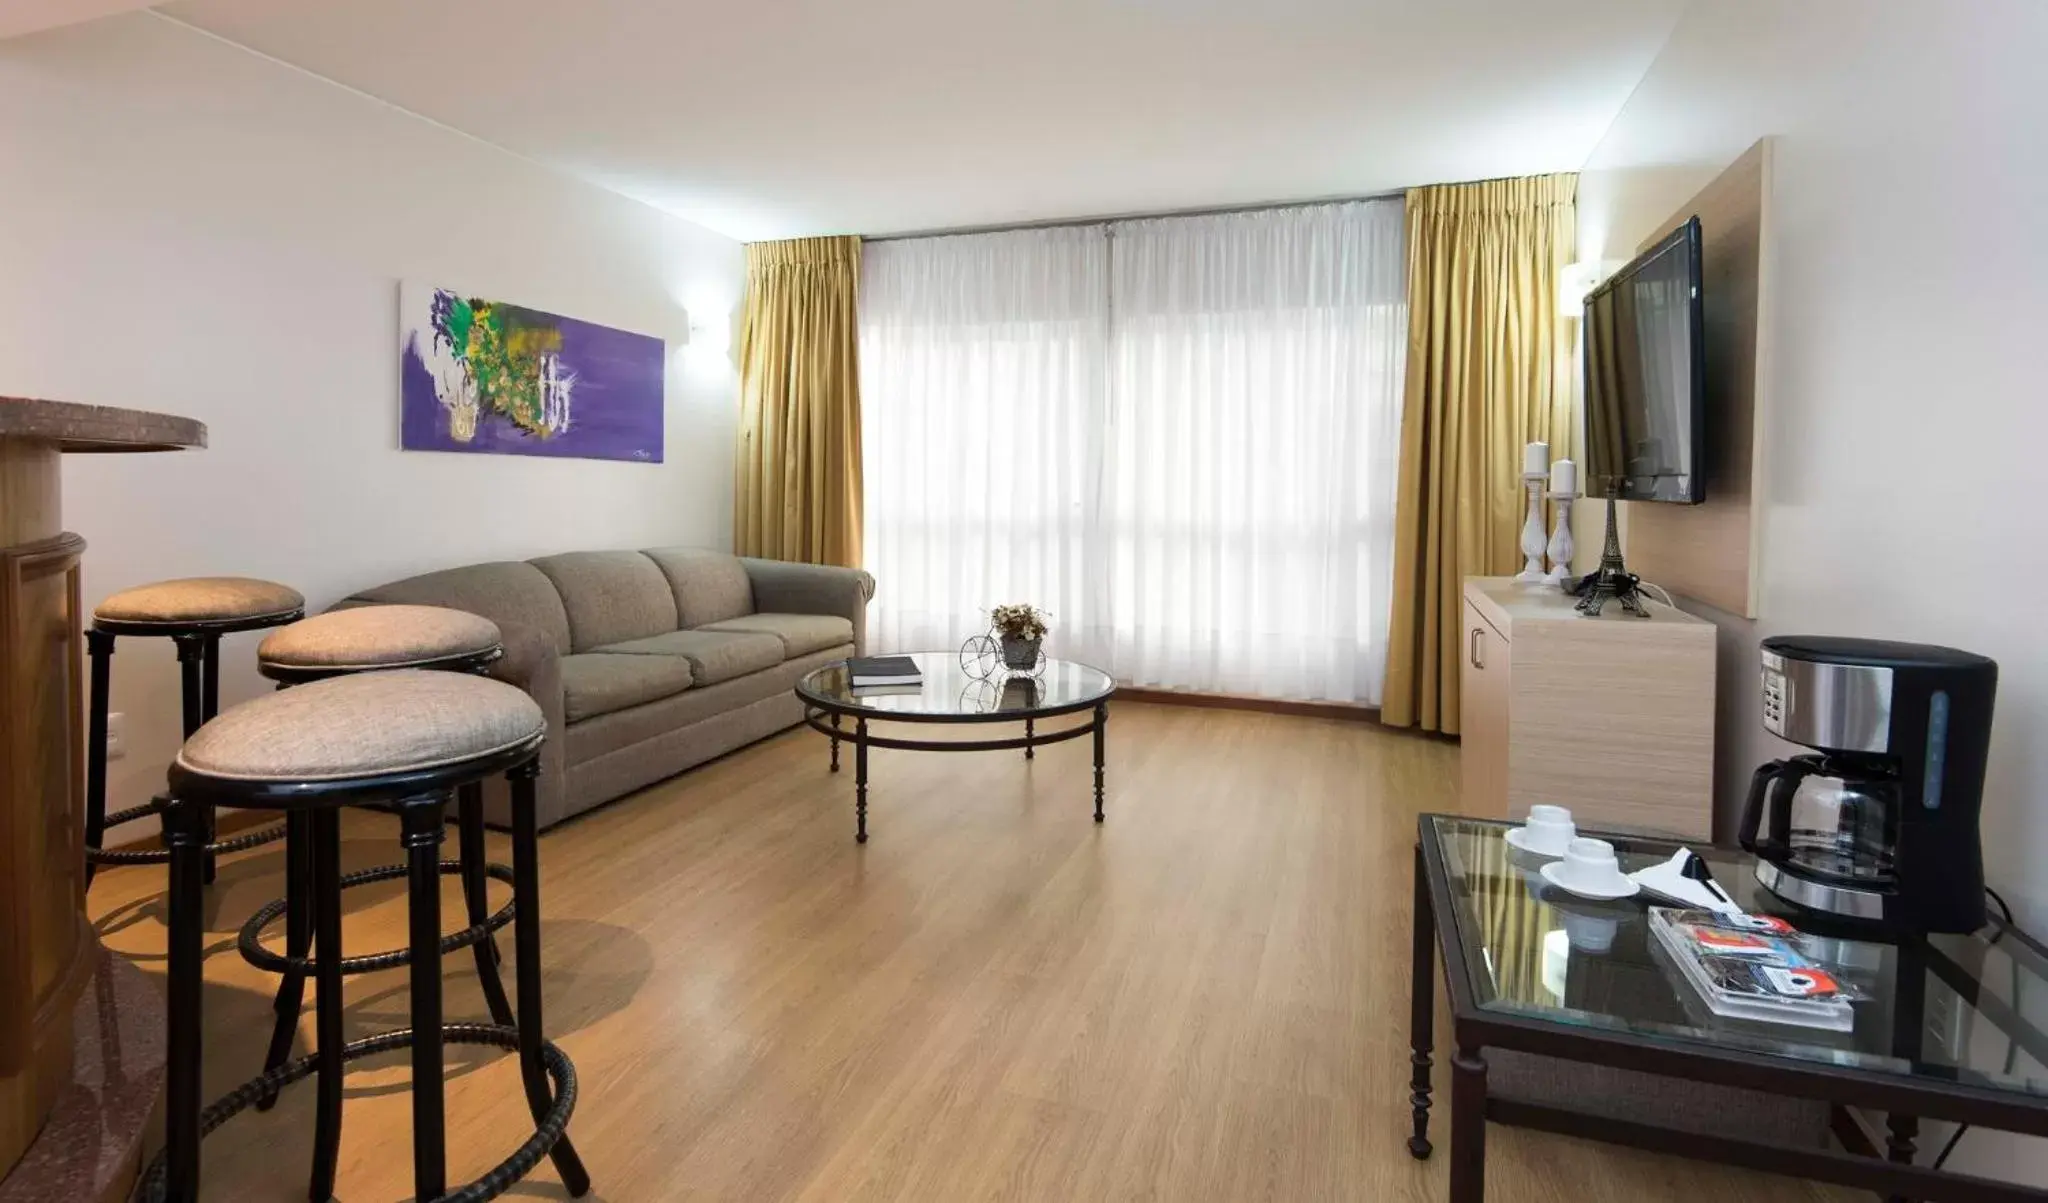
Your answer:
[1,396,205,1199]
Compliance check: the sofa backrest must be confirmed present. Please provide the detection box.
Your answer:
[345,561,574,654]
[340,547,766,655]
[529,550,680,652]
[641,547,755,628]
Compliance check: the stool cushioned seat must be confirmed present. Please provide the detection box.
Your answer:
[259,605,501,672]
[177,670,544,783]
[96,577,305,625]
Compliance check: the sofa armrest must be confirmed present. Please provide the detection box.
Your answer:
[483,617,568,828]
[740,558,874,656]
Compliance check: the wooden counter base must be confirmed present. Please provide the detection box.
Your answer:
[0,399,203,1186]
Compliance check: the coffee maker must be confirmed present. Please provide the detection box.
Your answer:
[1738,635,1997,934]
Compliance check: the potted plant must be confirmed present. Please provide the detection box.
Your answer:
[990,603,1049,670]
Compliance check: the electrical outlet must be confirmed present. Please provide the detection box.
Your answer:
[1924,987,1968,1059]
[105,712,127,759]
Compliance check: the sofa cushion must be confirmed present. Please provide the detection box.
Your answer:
[565,643,851,767]
[695,613,854,659]
[558,652,695,723]
[347,561,573,655]
[590,629,783,685]
[641,547,754,627]
[530,551,679,652]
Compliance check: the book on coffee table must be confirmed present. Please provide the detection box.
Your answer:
[849,655,922,688]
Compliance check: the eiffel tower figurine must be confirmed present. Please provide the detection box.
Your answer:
[1569,481,1649,617]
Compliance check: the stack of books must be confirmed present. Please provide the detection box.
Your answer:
[847,655,922,695]
[1649,908,1863,1032]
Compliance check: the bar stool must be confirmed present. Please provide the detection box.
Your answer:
[143,669,591,1203]
[85,576,305,886]
[242,604,513,1108]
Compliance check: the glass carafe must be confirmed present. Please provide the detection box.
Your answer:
[1741,754,1900,886]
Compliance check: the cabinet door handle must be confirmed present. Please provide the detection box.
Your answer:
[1469,627,1485,670]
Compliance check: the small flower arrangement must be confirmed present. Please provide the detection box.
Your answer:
[990,603,1049,640]
[990,603,1049,669]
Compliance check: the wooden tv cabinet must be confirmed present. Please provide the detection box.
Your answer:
[1459,576,1715,840]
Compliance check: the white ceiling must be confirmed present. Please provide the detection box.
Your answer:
[159,0,1687,242]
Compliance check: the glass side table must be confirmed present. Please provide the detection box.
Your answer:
[1410,813,2048,1202]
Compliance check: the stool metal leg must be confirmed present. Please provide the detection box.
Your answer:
[257,808,314,1111]
[201,634,222,883]
[83,630,115,888]
[511,761,592,1196]
[163,795,207,1203]
[175,635,218,884]
[403,798,449,1202]
[309,807,345,1203]
[459,781,518,1027]
[175,637,205,852]
[200,632,221,720]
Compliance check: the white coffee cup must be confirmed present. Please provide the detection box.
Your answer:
[1560,837,1627,891]
[1561,911,1619,954]
[1519,805,1576,856]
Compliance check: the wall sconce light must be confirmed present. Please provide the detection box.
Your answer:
[1559,260,1627,318]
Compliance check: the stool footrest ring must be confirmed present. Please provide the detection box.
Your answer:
[237,859,517,976]
[136,1023,579,1203]
[87,798,286,866]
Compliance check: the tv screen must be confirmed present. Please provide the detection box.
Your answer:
[1582,217,1706,504]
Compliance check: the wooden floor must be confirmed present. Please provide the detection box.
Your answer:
[90,701,1837,1201]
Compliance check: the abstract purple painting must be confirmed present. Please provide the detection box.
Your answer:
[400,282,665,462]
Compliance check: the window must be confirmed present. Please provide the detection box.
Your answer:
[861,200,1405,704]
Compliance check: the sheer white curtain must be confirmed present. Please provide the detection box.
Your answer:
[860,226,1108,653]
[860,200,1406,704]
[1102,202,1406,702]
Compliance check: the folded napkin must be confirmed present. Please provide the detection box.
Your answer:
[1629,849,1743,916]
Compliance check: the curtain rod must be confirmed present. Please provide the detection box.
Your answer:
[861,188,1405,243]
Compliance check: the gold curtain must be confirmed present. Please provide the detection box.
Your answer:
[1381,175,1576,733]
[734,235,864,567]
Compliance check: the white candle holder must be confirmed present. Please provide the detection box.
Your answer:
[1514,473,1549,584]
[1544,490,1581,585]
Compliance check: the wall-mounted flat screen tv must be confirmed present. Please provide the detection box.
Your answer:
[1582,217,1706,503]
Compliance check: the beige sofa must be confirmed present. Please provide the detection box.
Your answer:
[339,548,871,829]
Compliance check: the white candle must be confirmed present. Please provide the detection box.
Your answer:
[1550,458,1577,496]
[1523,441,1549,478]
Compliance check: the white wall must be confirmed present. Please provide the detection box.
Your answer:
[1580,0,2048,1182]
[0,14,743,832]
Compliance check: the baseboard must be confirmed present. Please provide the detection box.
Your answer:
[1113,686,1379,723]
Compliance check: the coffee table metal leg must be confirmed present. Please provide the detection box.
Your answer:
[1884,1113,1919,1203]
[1025,717,1034,760]
[1409,842,1434,1159]
[855,717,869,843]
[1092,703,1107,822]
[1450,1044,1486,1203]
[830,712,841,772]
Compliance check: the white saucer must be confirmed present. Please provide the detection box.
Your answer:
[1505,826,1571,858]
[1540,861,1641,901]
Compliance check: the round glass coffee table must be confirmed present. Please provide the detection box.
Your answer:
[795,651,1116,842]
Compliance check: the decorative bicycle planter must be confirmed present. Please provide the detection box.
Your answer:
[959,628,1048,680]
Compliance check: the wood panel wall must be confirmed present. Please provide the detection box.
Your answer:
[1624,137,1773,618]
